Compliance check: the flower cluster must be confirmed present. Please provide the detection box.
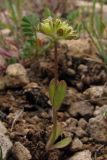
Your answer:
[38,18,78,41]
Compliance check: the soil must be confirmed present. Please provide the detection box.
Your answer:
[0,42,107,160]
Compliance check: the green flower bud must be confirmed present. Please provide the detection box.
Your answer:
[38,18,78,41]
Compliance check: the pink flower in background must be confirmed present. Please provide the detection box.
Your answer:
[0,48,19,58]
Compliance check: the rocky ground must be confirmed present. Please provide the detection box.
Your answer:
[0,38,107,160]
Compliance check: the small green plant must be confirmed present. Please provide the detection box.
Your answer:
[0,146,3,160]
[38,17,78,150]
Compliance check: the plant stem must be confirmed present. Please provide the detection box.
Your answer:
[46,42,58,150]
[46,42,59,151]
[54,42,58,83]
[52,41,58,143]
[52,107,57,140]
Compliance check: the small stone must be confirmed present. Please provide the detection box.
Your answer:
[67,61,72,67]
[62,39,93,57]
[12,142,32,160]
[31,115,40,123]
[63,118,78,137]
[81,137,89,143]
[83,86,104,99]
[0,133,13,159]
[81,75,91,85]
[66,118,78,127]
[75,127,87,138]
[69,101,94,118]
[48,150,61,160]
[5,63,29,87]
[57,112,65,120]
[76,82,84,91]
[0,29,10,36]
[78,64,88,73]
[94,105,107,117]
[0,120,13,160]
[40,111,49,119]
[66,68,76,76]
[78,118,87,130]
[64,88,80,106]
[24,82,39,91]
[88,114,107,143]
[71,137,83,151]
[68,150,92,160]
[6,63,26,76]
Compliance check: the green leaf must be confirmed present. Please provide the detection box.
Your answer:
[53,137,71,149]
[48,123,62,145]
[22,14,39,37]
[95,15,106,36]
[0,146,3,160]
[53,80,67,110]
[49,79,56,105]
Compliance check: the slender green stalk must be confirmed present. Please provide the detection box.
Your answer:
[45,42,58,151]
[91,0,96,32]
[54,42,58,83]
[83,22,103,53]
[100,0,104,23]
[52,107,57,142]
[52,42,58,141]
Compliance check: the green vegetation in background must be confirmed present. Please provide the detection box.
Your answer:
[67,0,107,64]
[1,0,24,45]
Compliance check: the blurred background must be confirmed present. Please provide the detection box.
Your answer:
[0,0,107,71]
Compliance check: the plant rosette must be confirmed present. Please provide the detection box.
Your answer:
[38,17,78,42]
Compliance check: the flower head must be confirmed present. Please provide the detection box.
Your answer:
[38,18,78,41]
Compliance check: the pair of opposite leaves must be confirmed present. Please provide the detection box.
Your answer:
[48,79,71,149]
[49,79,66,110]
